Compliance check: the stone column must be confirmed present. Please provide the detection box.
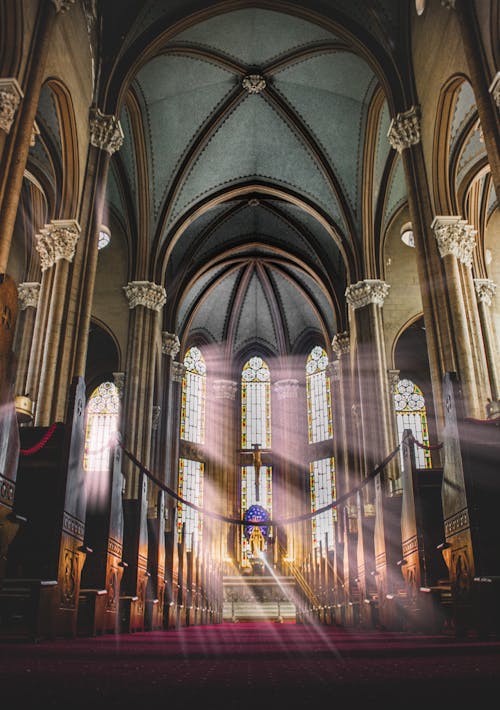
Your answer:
[14,281,40,397]
[388,106,454,432]
[272,378,303,567]
[122,281,166,499]
[211,379,238,564]
[432,216,491,416]
[24,219,80,425]
[0,0,75,275]
[345,280,398,621]
[442,1,500,197]
[168,359,186,535]
[474,278,499,401]
[159,333,180,532]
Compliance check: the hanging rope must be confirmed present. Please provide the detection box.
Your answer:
[19,423,59,456]
[119,440,402,528]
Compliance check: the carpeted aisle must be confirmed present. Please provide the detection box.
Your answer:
[1,622,500,708]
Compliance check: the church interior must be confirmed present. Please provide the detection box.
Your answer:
[0,0,500,704]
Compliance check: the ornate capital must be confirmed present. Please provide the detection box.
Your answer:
[242,74,266,94]
[431,215,476,267]
[152,404,161,431]
[89,107,124,154]
[345,280,390,309]
[474,278,497,306]
[332,331,350,356]
[112,372,125,399]
[213,379,238,400]
[17,282,40,310]
[51,0,76,11]
[171,361,186,383]
[35,219,81,271]
[123,281,166,311]
[0,78,23,134]
[489,72,500,110]
[161,331,180,358]
[273,379,299,400]
[388,106,421,152]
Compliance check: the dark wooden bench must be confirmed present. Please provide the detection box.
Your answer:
[0,578,58,641]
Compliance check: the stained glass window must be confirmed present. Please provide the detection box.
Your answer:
[177,458,204,551]
[180,346,206,444]
[306,346,333,443]
[310,457,336,554]
[394,378,431,468]
[240,356,272,565]
[83,381,120,508]
[241,356,271,448]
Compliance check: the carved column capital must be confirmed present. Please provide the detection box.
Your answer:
[213,379,238,400]
[112,371,125,399]
[332,330,350,356]
[51,0,76,11]
[17,282,40,310]
[123,281,166,311]
[89,107,124,154]
[387,106,421,152]
[273,379,299,400]
[35,219,81,271]
[489,72,500,110]
[171,361,186,383]
[474,278,497,306]
[161,331,180,358]
[388,368,400,397]
[0,78,23,134]
[345,280,390,309]
[431,215,477,267]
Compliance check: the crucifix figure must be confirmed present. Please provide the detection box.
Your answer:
[252,443,262,502]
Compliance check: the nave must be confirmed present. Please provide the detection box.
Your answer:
[1,621,500,708]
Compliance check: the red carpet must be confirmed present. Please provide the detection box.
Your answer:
[1,622,500,708]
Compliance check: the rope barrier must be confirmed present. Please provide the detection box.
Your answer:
[119,440,402,528]
[19,423,59,456]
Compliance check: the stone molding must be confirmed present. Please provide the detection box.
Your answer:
[35,219,81,271]
[123,281,166,311]
[242,75,266,94]
[152,404,161,431]
[213,379,238,400]
[431,216,477,267]
[489,72,500,109]
[332,331,350,355]
[51,0,76,11]
[273,379,299,400]
[89,107,124,154]
[345,280,390,309]
[387,106,421,152]
[0,78,23,134]
[171,361,186,383]
[161,331,180,358]
[17,282,40,310]
[474,278,497,306]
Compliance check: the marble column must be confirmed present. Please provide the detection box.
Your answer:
[432,216,491,417]
[14,281,40,398]
[0,0,75,275]
[388,105,454,432]
[122,281,166,499]
[211,379,238,564]
[474,278,499,401]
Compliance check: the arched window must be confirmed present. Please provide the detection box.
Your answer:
[177,458,204,552]
[178,346,207,550]
[240,356,272,565]
[394,378,431,468]
[306,346,335,554]
[83,381,120,506]
[180,346,206,444]
[306,346,333,443]
[310,457,336,554]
